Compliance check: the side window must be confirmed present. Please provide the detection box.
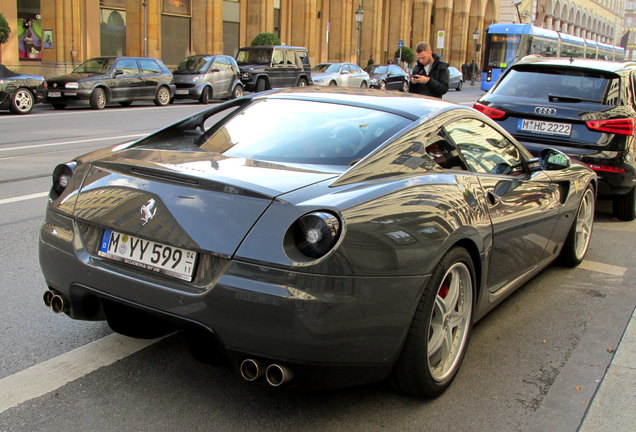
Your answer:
[216,57,229,70]
[284,50,295,65]
[272,49,284,65]
[138,59,161,75]
[445,118,526,176]
[114,59,139,76]
[296,50,309,67]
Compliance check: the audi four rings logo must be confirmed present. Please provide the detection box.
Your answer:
[534,106,557,115]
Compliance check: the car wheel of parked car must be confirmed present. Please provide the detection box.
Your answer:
[298,78,308,87]
[90,88,107,110]
[456,81,463,91]
[154,86,171,106]
[329,81,337,86]
[119,101,133,107]
[391,247,474,398]
[199,87,211,104]
[360,81,368,88]
[10,88,35,114]
[379,81,386,90]
[560,185,595,266]
[256,78,267,92]
[613,187,636,221]
[401,80,409,93]
[231,85,244,99]
[51,103,66,110]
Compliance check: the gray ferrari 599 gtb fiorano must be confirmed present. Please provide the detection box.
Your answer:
[39,87,596,398]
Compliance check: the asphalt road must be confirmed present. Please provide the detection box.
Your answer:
[0,88,634,432]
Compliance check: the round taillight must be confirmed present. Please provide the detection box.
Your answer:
[293,211,341,258]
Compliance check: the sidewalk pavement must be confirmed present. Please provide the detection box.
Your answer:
[579,306,636,431]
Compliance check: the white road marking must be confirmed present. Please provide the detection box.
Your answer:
[0,333,162,414]
[0,134,146,152]
[0,192,48,205]
[579,260,627,276]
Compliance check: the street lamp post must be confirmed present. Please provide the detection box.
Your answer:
[355,2,364,66]
[471,28,479,86]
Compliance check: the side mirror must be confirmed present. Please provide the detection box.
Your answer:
[531,148,571,171]
[113,70,124,77]
[210,68,220,73]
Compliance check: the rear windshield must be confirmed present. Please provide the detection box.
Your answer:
[494,67,617,103]
[199,99,411,166]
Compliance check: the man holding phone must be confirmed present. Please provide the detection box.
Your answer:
[409,42,450,98]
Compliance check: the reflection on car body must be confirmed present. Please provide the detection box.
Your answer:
[40,87,596,398]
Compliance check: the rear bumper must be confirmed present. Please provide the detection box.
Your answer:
[39,209,426,378]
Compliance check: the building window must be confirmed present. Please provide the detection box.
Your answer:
[223,0,240,57]
[161,0,192,66]
[100,7,126,56]
[17,0,42,61]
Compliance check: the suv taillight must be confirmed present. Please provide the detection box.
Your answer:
[586,118,635,135]
[473,102,506,119]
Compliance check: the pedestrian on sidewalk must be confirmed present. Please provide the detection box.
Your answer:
[409,42,450,98]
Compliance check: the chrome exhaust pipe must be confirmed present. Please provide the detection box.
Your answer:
[43,290,55,308]
[239,359,264,382]
[265,364,294,387]
[50,294,67,314]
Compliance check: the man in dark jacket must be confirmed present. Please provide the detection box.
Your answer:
[409,42,450,98]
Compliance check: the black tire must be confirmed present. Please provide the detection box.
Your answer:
[102,300,176,339]
[154,86,171,106]
[298,78,308,87]
[119,101,133,107]
[360,81,368,88]
[90,88,107,110]
[456,80,463,91]
[10,88,35,114]
[400,79,409,92]
[329,80,337,86]
[199,86,211,104]
[231,84,244,99]
[255,78,267,92]
[612,186,635,221]
[560,185,595,267]
[379,80,386,90]
[51,103,66,110]
[391,247,475,398]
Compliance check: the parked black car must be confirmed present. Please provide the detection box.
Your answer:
[0,64,47,114]
[235,46,312,92]
[474,57,636,220]
[46,56,175,110]
[365,64,409,92]
[173,54,244,103]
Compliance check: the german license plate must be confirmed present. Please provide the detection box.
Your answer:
[98,229,197,281]
[48,91,61,97]
[518,119,572,137]
[175,89,189,95]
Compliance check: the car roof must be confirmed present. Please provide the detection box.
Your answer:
[238,46,307,50]
[252,87,461,120]
[514,56,636,73]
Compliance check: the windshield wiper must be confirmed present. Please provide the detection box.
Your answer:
[548,94,600,103]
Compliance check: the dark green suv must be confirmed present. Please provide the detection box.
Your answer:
[235,46,312,92]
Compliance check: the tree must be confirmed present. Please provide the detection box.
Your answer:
[251,32,281,46]
[0,13,10,63]
[394,46,415,67]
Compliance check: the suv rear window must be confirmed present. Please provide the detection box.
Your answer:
[495,67,618,104]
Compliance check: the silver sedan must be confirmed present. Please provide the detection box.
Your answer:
[311,62,369,87]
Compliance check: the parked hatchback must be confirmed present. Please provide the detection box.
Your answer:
[47,56,175,110]
[365,64,409,92]
[173,54,243,103]
[311,62,369,87]
[474,57,636,220]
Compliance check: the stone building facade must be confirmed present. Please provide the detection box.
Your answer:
[1,0,505,78]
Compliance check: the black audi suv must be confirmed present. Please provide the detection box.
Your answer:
[474,57,636,220]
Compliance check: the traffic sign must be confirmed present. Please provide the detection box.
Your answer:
[398,39,404,49]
